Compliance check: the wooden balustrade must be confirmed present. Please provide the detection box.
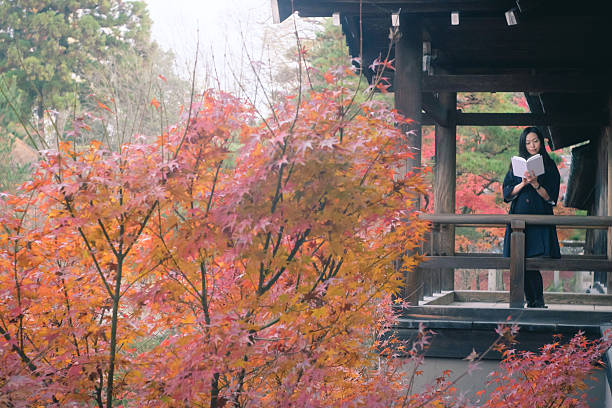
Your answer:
[415,214,612,308]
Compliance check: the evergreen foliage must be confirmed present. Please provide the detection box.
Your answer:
[0,0,152,124]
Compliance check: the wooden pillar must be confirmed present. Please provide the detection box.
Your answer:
[509,220,525,308]
[421,223,440,296]
[434,92,456,291]
[394,14,423,305]
[607,93,612,293]
[394,15,422,179]
[424,224,439,297]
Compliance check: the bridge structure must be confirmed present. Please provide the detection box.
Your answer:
[272,0,612,400]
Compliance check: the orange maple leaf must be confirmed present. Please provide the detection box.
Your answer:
[150,97,161,110]
[97,101,112,112]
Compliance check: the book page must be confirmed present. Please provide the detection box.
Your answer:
[526,154,545,176]
[511,156,527,178]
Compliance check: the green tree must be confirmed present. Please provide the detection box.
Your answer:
[0,0,152,139]
[0,74,35,191]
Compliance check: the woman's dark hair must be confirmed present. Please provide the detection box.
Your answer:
[518,126,554,165]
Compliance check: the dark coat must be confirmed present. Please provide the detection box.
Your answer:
[502,159,561,258]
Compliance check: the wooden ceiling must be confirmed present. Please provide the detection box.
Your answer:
[273,0,612,150]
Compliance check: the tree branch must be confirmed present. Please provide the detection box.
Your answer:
[122,200,158,258]
[97,219,120,258]
[259,229,310,295]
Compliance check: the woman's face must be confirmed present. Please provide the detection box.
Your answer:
[525,132,541,156]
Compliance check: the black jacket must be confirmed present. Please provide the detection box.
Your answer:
[502,159,561,258]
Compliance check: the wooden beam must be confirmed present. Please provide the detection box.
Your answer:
[419,255,612,271]
[549,126,601,150]
[527,258,612,271]
[422,93,451,127]
[422,74,611,93]
[279,0,509,19]
[394,14,423,305]
[419,213,612,228]
[455,112,609,127]
[422,111,608,127]
[283,0,612,18]
[420,256,508,269]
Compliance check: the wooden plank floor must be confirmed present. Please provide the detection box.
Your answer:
[441,301,612,312]
[420,290,612,308]
[400,303,612,331]
[395,302,612,358]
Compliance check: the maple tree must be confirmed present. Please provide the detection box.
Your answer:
[0,66,433,406]
[482,329,612,408]
[0,16,607,407]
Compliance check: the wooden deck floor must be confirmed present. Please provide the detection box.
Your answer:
[420,290,612,309]
[438,301,612,312]
[395,291,612,359]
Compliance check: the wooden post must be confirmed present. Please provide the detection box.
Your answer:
[425,223,440,297]
[395,14,422,182]
[509,219,526,308]
[434,92,457,291]
[607,93,612,293]
[394,14,423,305]
[488,270,496,291]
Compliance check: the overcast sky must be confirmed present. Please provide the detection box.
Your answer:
[145,0,275,82]
[144,0,322,93]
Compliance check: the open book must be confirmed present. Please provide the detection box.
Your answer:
[512,154,544,178]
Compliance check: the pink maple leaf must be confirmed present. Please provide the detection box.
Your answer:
[319,138,337,150]
[296,140,313,155]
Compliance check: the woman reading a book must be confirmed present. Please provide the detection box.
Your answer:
[502,127,560,308]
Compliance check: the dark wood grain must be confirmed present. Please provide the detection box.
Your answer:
[453,290,612,306]
[422,74,610,93]
[509,220,525,308]
[419,214,612,228]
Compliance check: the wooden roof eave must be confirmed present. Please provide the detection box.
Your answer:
[274,0,517,21]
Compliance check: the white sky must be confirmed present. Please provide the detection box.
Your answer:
[144,0,320,92]
[145,0,274,85]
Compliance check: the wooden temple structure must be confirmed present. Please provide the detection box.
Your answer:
[273,1,612,388]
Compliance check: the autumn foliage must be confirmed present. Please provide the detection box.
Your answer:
[483,330,612,408]
[0,75,432,406]
[1,69,610,406]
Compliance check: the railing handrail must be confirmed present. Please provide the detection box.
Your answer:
[419,213,612,228]
[416,212,612,307]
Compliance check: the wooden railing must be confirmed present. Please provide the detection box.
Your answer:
[417,214,612,308]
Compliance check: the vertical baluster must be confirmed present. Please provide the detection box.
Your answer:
[423,224,436,297]
[509,219,525,308]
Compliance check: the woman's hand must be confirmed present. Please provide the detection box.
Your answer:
[510,175,529,197]
[523,170,539,188]
[524,170,550,200]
